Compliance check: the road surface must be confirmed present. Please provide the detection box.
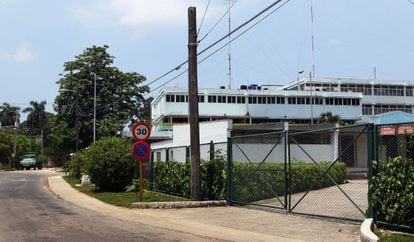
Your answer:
[0,170,217,242]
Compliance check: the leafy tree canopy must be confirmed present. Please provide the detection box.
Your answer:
[55,45,149,148]
[23,100,47,135]
[0,102,20,127]
[319,111,341,124]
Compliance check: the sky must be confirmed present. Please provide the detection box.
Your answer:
[0,0,413,120]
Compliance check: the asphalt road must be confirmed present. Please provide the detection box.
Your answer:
[0,170,217,242]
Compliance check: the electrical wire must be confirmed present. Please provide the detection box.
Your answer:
[198,0,238,43]
[408,0,414,6]
[197,0,211,36]
[146,0,292,96]
[146,0,285,88]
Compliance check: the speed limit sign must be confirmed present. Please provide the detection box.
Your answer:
[132,122,151,141]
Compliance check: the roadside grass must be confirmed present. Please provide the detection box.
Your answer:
[63,176,188,208]
[377,231,414,242]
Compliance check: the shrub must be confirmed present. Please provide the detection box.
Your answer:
[65,151,85,179]
[152,159,346,202]
[370,156,414,227]
[231,161,347,203]
[153,158,226,200]
[83,137,134,191]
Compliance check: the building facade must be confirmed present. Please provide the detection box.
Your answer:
[151,85,362,131]
[283,77,414,122]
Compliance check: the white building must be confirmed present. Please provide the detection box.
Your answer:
[151,84,363,131]
[283,77,414,122]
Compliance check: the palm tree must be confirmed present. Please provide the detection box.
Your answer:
[319,111,341,124]
[0,102,20,127]
[23,101,47,133]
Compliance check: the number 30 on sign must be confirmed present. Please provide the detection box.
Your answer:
[132,122,151,141]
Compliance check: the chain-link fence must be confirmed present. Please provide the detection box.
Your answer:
[288,124,369,221]
[373,122,414,232]
[228,130,287,210]
[227,124,371,221]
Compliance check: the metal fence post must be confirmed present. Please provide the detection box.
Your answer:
[150,151,154,190]
[186,146,190,162]
[283,122,289,211]
[367,123,374,218]
[210,140,214,161]
[226,137,233,205]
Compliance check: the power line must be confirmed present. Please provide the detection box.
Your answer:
[198,0,238,43]
[146,0,286,88]
[197,0,211,36]
[146,0,292,95]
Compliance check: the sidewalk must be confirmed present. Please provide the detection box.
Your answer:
[48,175,360,242]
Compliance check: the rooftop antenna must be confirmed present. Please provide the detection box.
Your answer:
[227,0,234,89]
[310,0,316,78]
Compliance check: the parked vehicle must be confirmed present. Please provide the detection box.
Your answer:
[19,153,42,170]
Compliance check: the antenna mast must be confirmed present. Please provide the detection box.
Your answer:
[310,0,316,78]
[227,0,233,89]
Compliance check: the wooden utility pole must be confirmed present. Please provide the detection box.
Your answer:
[188,7,201,200]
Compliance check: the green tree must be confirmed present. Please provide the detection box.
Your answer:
[136,97,153,123]
[23,100,47,135]
[319,111,341,124]
[55,45,148,148]
[0,103,20,127]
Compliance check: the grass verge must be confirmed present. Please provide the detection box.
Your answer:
[377,231,414,242]
[63,176,188,208]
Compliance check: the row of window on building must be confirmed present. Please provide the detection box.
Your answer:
[362,104,413,115]
[301,83,414,96]
[165,94,360,106]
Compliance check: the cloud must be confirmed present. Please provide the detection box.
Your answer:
[72,0,223,31]
[0,42,34,63]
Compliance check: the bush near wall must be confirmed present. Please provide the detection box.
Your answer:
[153,160,346,201]
[231,161,347,203]
[370,156,414,228]
[153,158,226,200]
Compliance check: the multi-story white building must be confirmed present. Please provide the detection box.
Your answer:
[284,77,414,122]
[151,77,414,131]
[151,85,362,131]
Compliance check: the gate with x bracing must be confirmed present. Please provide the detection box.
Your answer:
[227,123,372,221]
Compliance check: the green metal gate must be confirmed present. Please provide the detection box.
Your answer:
[227,123,372,221]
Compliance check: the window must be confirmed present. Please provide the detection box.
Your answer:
[198,95,204,103]
[257,97,266,104]
[406,87,413,96]
[166,94,175,102]
[362,104,372,115]
[227,96,236,103]
[218,96,226,103]
[156,152,161,162]
[325,98,334,105]
[363,85,372,95]
[176,95,185,102]
[277,97,285,104]
[267,97,275,104]
[248,96,257,104]
[288,97,296,104]
[237,96,245,104]
[208,95,217,103]
[352,99,360,106]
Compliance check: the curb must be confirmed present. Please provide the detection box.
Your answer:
[132,200,227,209]
[360,218,379,242]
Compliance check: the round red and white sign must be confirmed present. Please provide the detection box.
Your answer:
[132,122,151,141]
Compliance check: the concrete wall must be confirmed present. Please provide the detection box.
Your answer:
[151,120,231,162]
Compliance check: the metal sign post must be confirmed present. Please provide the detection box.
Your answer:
[131,122,151,203]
